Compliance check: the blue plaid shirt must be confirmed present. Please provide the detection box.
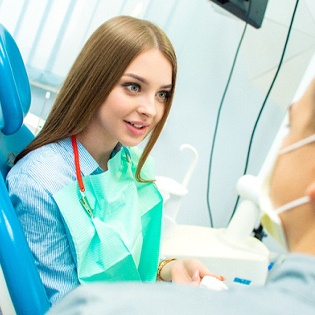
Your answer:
[6,138,120,305]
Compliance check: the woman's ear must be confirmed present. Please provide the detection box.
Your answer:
[306,182,315,200]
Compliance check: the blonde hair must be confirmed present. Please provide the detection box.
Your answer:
[16,16,177,181]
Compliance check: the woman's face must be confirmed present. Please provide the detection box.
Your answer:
[92,49,173,148]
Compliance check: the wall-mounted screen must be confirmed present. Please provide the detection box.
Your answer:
[209,0,269,28]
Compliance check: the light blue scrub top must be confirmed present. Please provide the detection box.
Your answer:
[48,253,315,315]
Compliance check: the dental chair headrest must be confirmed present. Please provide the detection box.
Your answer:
[0,23,31,136]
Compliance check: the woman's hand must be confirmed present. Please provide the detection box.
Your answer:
[158,258,224,285]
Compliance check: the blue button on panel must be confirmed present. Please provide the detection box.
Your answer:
[233,277,251,285]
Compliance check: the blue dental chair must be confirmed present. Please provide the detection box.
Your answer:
[0,24,50,314]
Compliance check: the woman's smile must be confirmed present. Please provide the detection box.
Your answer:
[124,120,149,136]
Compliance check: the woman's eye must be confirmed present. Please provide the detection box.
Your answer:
[157,91,170,100]
[127,83,140,92]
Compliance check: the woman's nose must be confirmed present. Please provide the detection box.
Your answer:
[138,94,157,117]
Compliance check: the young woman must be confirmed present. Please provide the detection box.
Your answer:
[7,16,219,305]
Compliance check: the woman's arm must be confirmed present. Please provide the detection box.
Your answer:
[158,258,224,284]
[7,170,80,304]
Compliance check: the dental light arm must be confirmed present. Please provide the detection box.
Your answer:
[225,110,290,244]
[224,175,261,244]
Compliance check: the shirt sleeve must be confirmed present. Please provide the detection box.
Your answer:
[7,170,80,304]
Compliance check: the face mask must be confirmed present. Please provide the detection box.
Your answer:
[259,133,315,250]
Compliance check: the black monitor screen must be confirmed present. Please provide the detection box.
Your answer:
[209,0,269,29]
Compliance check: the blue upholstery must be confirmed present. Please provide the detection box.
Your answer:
[0,24,50,314]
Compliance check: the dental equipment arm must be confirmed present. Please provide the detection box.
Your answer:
[225,112,290,245]
[159,149,272,288]
[160,171,270,288]
[224,175,261,244]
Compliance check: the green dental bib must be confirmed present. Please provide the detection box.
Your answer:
[53,146,163,283]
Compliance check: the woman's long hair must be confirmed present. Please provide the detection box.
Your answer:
[15,16,177,181]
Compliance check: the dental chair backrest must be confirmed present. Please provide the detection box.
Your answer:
[0,24,50,315]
